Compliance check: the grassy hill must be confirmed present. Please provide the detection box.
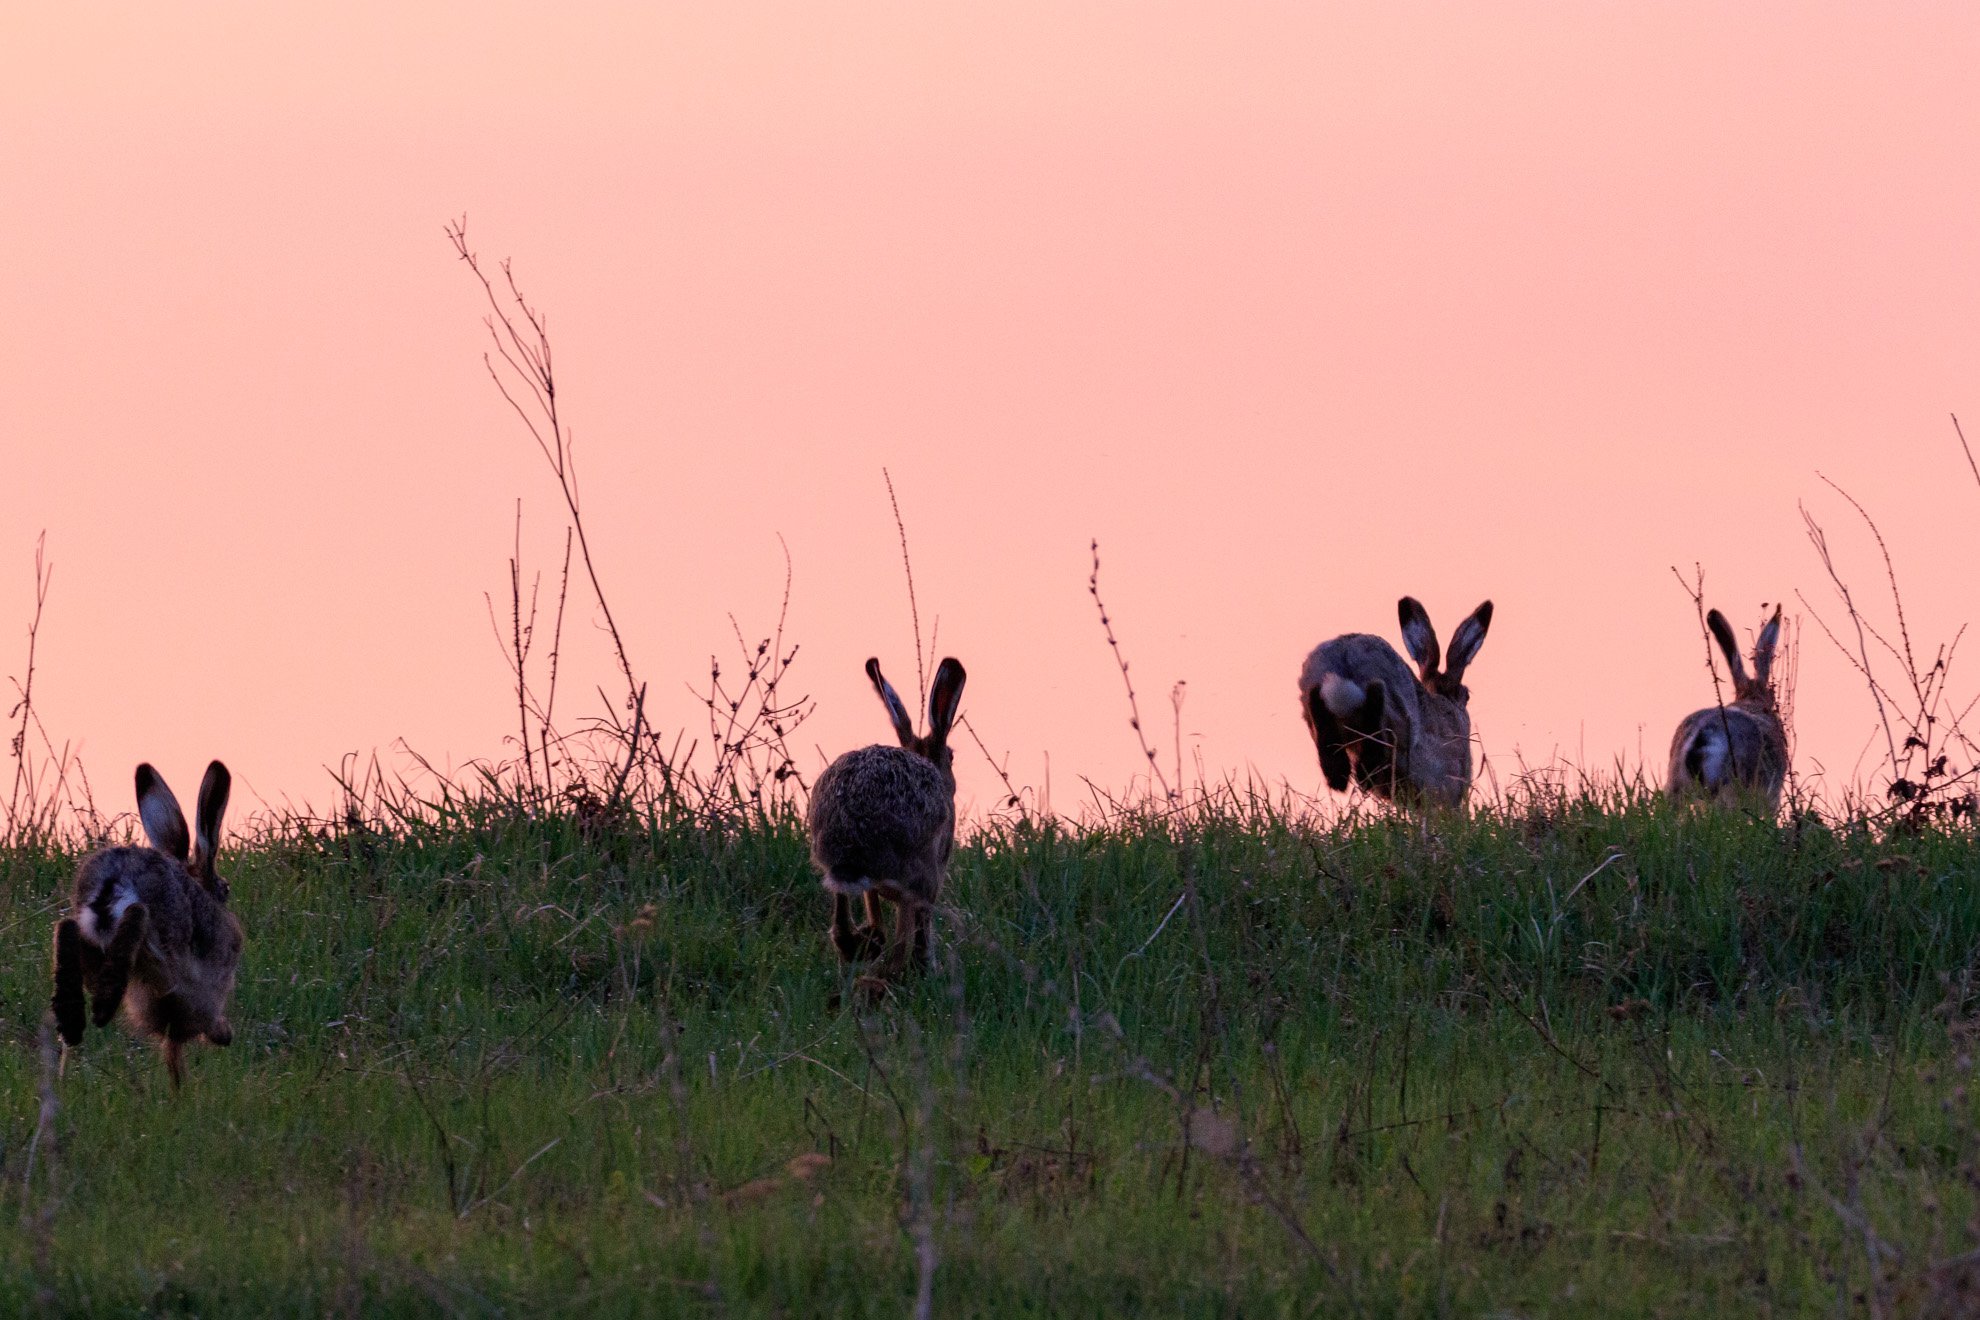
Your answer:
[4,786,1978,1315]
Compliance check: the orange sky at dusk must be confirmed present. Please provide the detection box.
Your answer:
[4,4,1977,821]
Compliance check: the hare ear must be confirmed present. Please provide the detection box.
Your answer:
[190,761,231,880]
[1705,609,1750,688]
[865,658,916,746]
[1750,607,1782,687]
[1444,601,1493,683]
[135,764,190,862]
[926,658,967,748]
[1397,597,1440,677]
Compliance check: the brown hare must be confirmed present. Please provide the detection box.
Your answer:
[1668,606,1786,811]
[1299,597,1493,808]
[808,657,965,988]
[52,761,242,1089]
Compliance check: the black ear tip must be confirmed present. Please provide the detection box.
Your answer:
[864,657,884,681]
[135,763,159,792]
[937,657,966,682]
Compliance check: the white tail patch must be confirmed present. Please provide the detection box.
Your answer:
[821,872,875,896]
[77,880,138,944]
[1690,727,1730,789]
[1319,673,1367,719]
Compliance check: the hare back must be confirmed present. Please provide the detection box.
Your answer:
[1299,635,1422,722]
[74,847,197,947]
[73,846,238,967]
[808,745,953,900]
[1669,705,1786,795]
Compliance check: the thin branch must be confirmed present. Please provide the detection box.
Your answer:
[1088,540,1176,804]
[1953,413,1979,496]
[884,468,927,710]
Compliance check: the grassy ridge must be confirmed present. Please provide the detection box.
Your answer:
[4,791,1979,1315]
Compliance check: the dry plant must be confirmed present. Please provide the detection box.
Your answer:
[682,536,815,822]
[448,218,637,706]
[884,469,931,709]
[443,218,816,829]
[1797,417,1980,827]
[881,469,1036,822]
[4,534,95,850]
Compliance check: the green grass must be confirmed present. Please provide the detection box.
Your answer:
[5,788,1979,1315]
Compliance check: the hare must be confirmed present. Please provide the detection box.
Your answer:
[51,761,242,1089]
[1668,606,1786,810]
[1299,597,1494,808]
[808,657,966,987]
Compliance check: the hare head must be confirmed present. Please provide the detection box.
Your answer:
[1707,606,1781,713]
[1393,597,1494,801]
[866,655,966,783]
[137,760,234,904]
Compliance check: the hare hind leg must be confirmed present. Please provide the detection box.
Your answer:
[51,919,89,1047]
[829,892,860,961]
[830,892,886,963]
[1306,690,1354,792]
[864,895,926,988]
[913,901,934,974]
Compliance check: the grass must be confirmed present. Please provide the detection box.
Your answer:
[4,785,1979,1316]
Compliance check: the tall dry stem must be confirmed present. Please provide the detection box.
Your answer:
[447,218,640,720]
[1088,540,1177,805]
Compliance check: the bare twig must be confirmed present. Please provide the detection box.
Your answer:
[1088,540,1176,804]
[884,468,929,710]
[958,714,1025,816]
[1801,506,1901,781]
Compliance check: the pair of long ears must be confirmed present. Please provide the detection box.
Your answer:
[137,761,232,884]
[1398,598,1494,684]
[867,657,967,750]
[1706,606,1782,693]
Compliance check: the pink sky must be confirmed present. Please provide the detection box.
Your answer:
[3,4,1977,820]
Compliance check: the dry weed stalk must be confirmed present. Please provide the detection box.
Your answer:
[448,218,638,706]
[1087,540,1179,806]
[883,468,929,709]
[481,500,575,798]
